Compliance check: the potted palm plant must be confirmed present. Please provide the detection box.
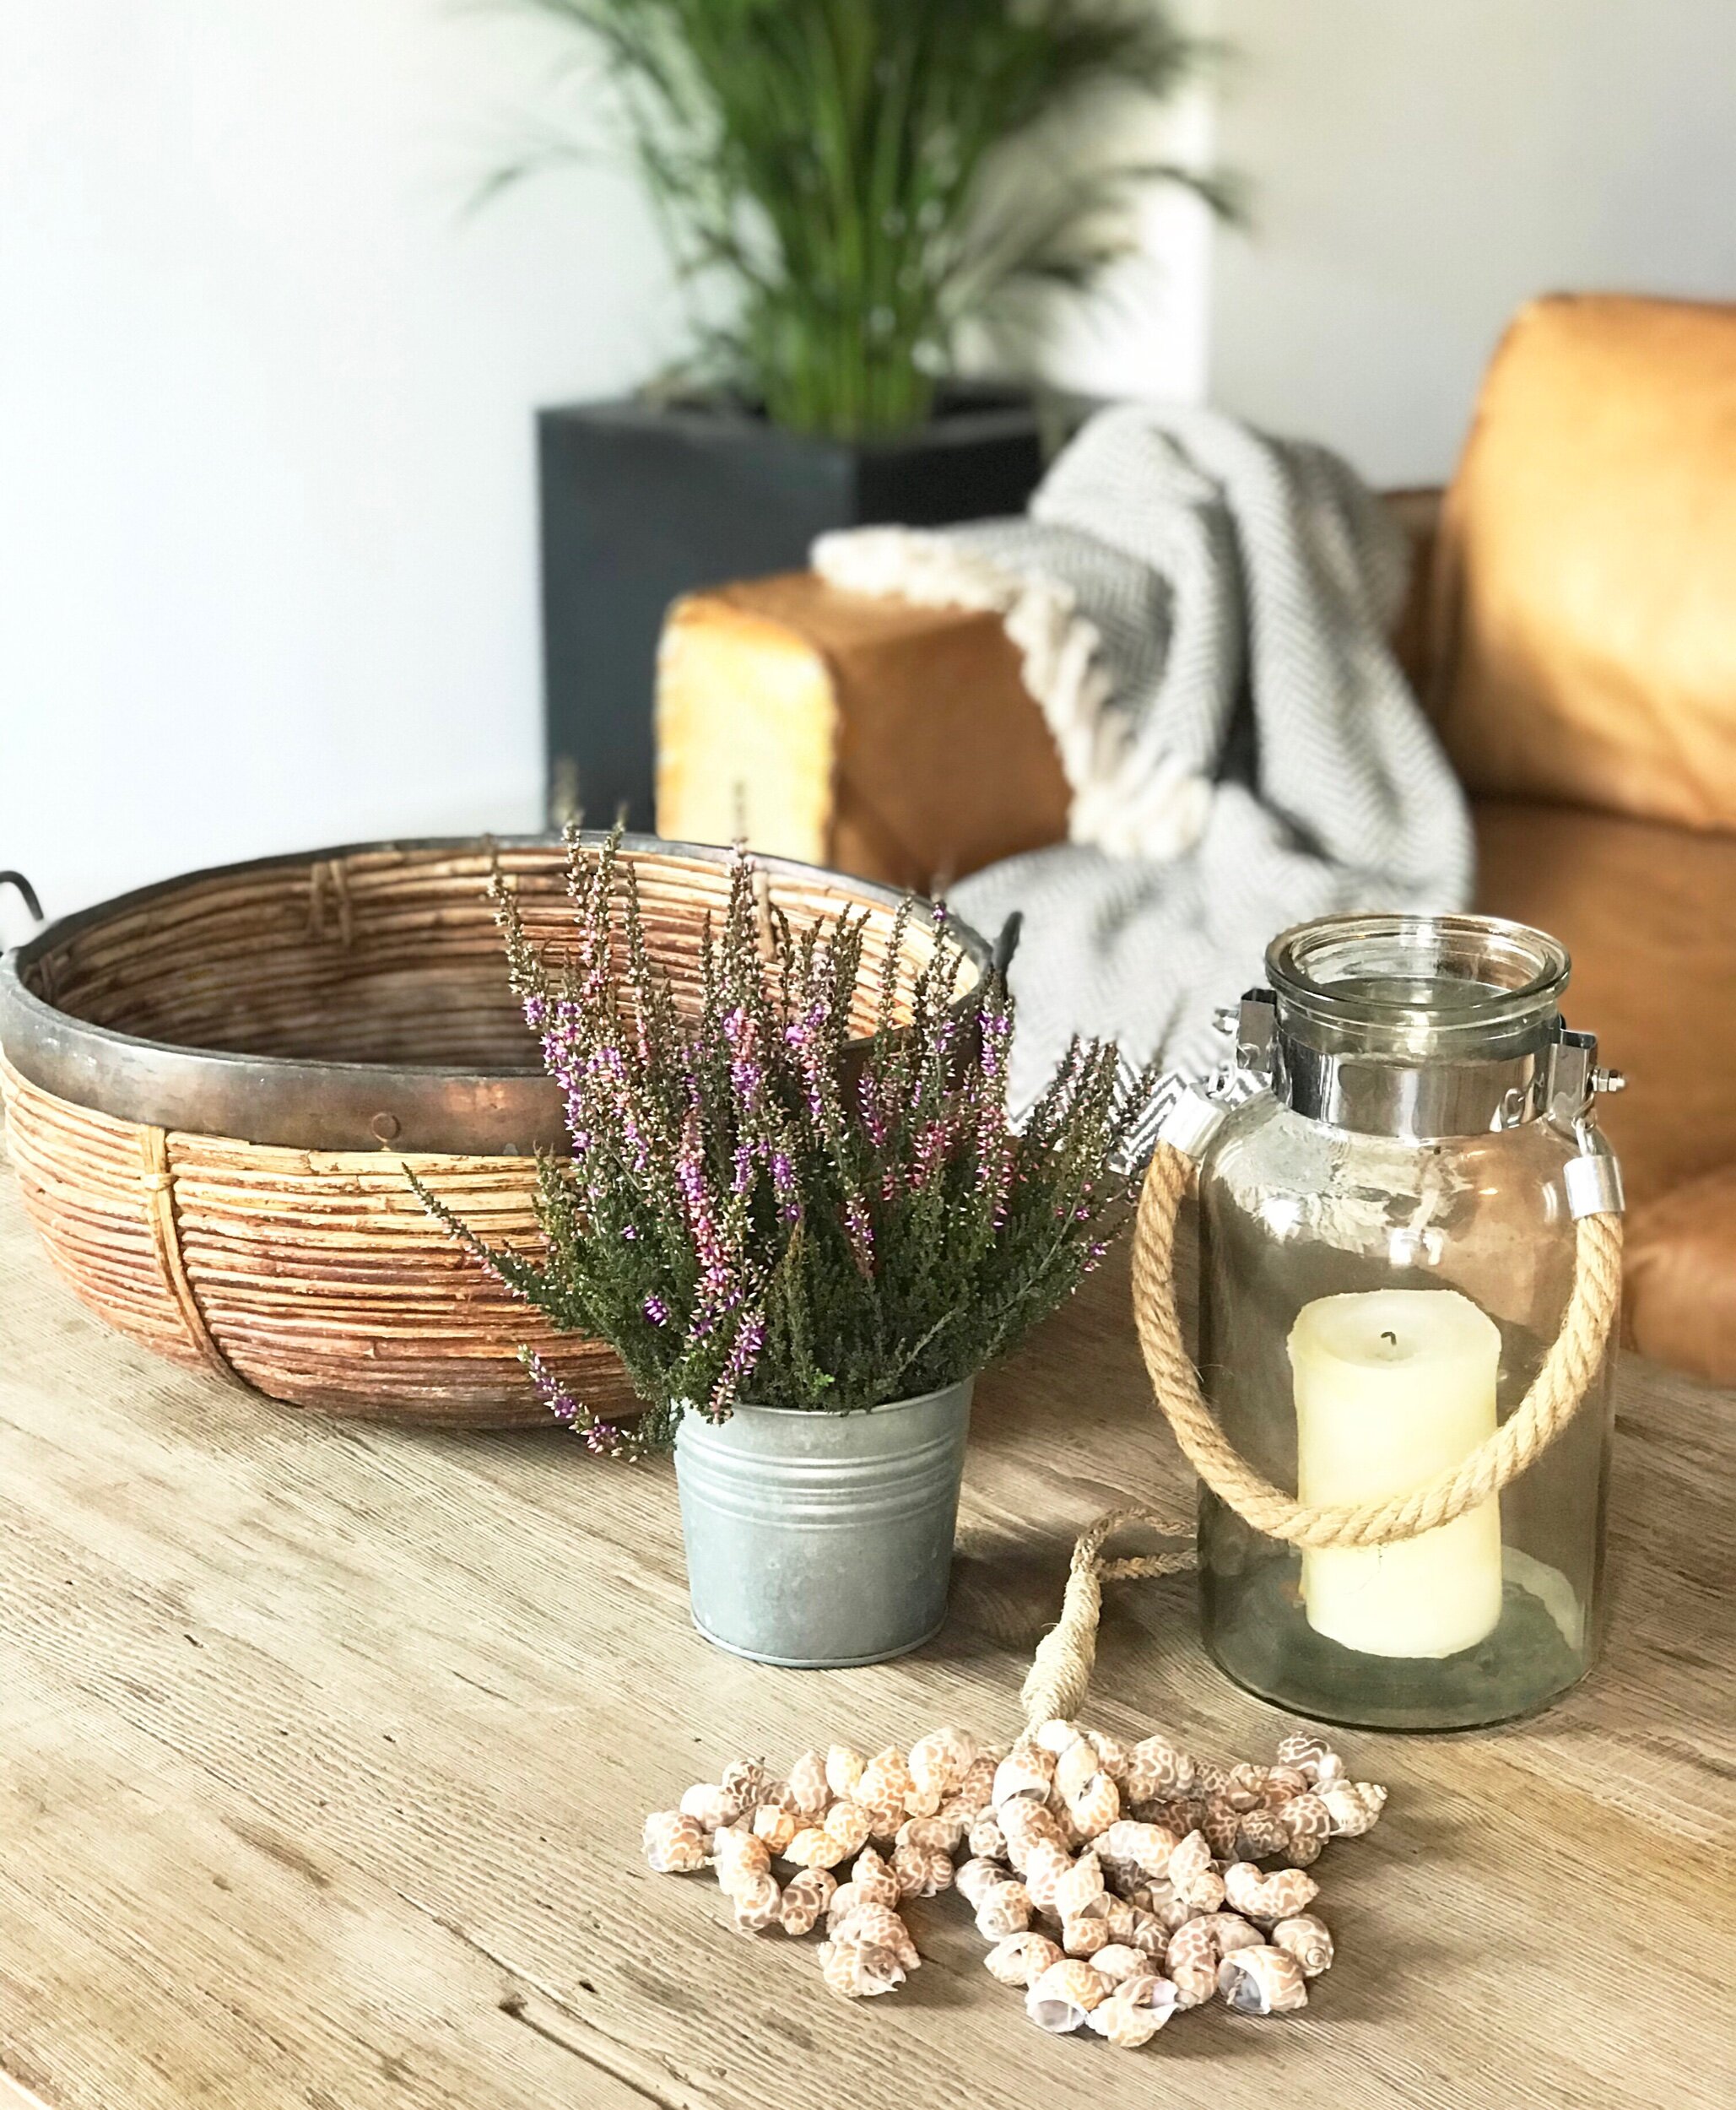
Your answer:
[419,831,1160,1666]
[502,0,1224,826]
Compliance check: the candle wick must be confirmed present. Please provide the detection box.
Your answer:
[1380,1329,1398,1347]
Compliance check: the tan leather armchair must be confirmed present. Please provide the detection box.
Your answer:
[657,295,1736,1383]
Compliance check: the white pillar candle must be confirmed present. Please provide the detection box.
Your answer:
[1290,1288,1505,1659]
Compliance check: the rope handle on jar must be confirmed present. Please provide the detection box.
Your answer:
[1020,1139,1624,1728]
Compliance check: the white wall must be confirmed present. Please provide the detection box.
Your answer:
[1207,0,1736,485]
[0,0,678,933]
[3,1,1733,940]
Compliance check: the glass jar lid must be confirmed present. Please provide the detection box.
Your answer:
[1263,913,1572,1138]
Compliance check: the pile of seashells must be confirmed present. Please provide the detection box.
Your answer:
[641,1718,1385,2046]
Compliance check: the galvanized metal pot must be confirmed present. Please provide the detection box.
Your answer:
[673,1380,975,1668]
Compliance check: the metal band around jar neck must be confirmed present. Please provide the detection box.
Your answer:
[1221,989,1625,1144]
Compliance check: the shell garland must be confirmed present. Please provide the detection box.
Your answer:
[641,1721,1385,2050]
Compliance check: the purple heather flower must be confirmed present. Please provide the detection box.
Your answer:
[522,1348,582,1424]
[643,1293,669,1326]
[706,1308,765,1419]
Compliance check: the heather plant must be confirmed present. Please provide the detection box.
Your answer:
[417,831,1161,1455]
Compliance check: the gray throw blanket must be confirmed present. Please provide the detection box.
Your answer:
[814,403,1474,1105]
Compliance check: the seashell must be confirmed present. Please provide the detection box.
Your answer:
[786,1749,830,1817]
[1225,1762,1269,1813]
[1031,1718,1085,1756]
[730,1869,781,1933]
[1166,1829,1213,1890]
[992,1748,1056,1812]
[890,1842,953,1898]
[1099,1896,1140,1942]
[1203,1912,1264,1956]
[641,1810,707,1874]
[1052,1850,1106,1922]
[785,1826,848,1871]
[1321,1780,1387,1838]
[1099,1821,1181,1880]
[909,1726,978,1800]
[720,1759,771,1812]
[1164,1918,1220,2008]
[1054,1799,1090,1852]
[1128,1735,1196,1800]
[1277,1792,1333,1867]
[853,1843,899,1887]
[679,1783,740,1831]
[1167,1830,1225,1911]
[825,1745,867,1799]
[1236,1808,1292,1861]
[984,1931,1063,1988]
[1068,1773,1121,1841]
[1054,1739,1100,1804]
[751,1803,798,1856]
[1062,1914,1109,1958]
[1312,1750,1348,1792]
[1125,1907,1169,1957]
[1272,1913,1335,1977]
[1086,1986,1176,2048]
[1119,1972,1182,2017]
[975,1879,1034,1940]
[1000,1795,1063,1853]
[1021,1841,1073,1913]
[819,1939,905,1999]
[853,1788,906,1842]
[968,1814,1009,1862]
[830,1902,920,1971]
[1153,1891,1198,1934]
[1089,1942,1148,1983]
[823,1799,873,1856]
[1222,1860,1320,1926]
[896,1815,957,1857]
[1199,1794,1241,1860]
[1217,1943,1308,2015]
[711,1825,772,1894]
[954,1857,1005,1909]
[1025,1957,1109,2033]
[903,1786,944,1820]
[1192,1756,1230,1795]
[1263,1765,1310,1807]
[951,1753,999,1818]
[1086,1729,1131,1783]
[777,1867,836,1936]
[1274,1731,1336,1782]
[856,1747,916,1814]
[826,1870,902,1932]
[1148,1797,1207,1838]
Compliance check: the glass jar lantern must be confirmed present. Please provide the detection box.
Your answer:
[1170,913,1623,1732]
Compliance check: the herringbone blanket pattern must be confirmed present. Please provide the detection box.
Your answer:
[814,403,1473,1102]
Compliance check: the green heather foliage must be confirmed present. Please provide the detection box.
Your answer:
[417,833,1161,1453]
[500,0,1221,438]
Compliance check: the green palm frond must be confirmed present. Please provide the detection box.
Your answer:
[495,0,1231,439]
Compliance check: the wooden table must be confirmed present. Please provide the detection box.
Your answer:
[2,1155,1732,2110]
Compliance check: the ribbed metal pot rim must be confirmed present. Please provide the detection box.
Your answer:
[0,833,989,1156]
[681,1380,976,1421]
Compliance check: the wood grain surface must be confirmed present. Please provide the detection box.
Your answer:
[1,1148,1731,2110]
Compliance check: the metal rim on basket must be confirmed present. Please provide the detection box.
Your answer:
[0,834,988,1156]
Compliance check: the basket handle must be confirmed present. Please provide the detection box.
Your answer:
[0,872,44,926]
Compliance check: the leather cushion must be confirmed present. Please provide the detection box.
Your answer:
[1435,295,1736,830]
[1624,1168,1736,1385]
[1473,798,1736,1213]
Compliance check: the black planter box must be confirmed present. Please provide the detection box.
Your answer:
[538,389,1046,830]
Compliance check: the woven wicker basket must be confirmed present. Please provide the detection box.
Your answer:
[0,836,978,1429]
